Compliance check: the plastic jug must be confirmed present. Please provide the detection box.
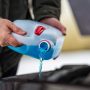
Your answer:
[8,20,64,60]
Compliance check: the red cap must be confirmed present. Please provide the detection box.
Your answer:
[35,26,46,35]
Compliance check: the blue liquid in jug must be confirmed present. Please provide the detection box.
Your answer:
[8,45,54,60]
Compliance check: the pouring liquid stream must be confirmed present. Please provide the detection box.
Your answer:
[38,40,51,80]
[39,56,43,80]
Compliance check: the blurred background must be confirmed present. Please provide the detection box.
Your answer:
[17,0,90,75]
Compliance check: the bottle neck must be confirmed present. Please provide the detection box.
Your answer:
[39,40,54,53]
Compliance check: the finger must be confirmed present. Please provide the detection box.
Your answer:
[0,42,4,47]
[6,34,22,47]
[57,25,66,36]
[59,24,66,35]
[40,18,66,35]
[53,21,66,36]
[0,42,9,47]
[0,39,9,47]
[6,20,26,35]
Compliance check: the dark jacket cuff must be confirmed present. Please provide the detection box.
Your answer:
[34,6,60,21]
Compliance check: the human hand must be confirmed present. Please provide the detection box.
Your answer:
[0,18,26,47]
[40,18,66,35]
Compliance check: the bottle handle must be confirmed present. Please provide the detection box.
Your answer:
[12,33,35,45]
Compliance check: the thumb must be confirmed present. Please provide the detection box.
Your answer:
[7,21,26,35]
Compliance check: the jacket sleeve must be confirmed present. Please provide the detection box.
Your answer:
[32,0,61,21]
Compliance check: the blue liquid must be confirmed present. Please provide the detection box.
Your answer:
[8,45,54,60]
[39,57,43,80]
[39,47,49,80]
